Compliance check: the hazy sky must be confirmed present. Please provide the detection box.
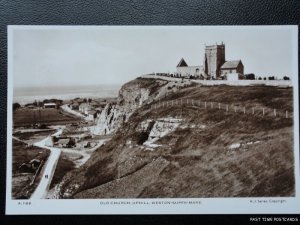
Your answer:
[12,26,297,88]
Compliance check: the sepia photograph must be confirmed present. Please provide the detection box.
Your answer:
[6,25,299,214]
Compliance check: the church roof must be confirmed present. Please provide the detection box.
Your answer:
[221,60,242,69]
[177,58,188,67]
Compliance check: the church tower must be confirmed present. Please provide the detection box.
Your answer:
[203,43,225,79]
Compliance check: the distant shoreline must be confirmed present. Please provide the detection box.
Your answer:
[13,84,121,105]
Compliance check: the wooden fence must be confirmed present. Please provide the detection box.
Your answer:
[150,99,292,119]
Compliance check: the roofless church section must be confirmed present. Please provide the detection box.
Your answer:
[176,58,203,78]
[176,43,244,80]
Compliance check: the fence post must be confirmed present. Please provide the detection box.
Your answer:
[243,107,246,114]
[234,106,237,113]
[211,102,213,108]
[286,111,288,119]
[226,104,228,112]
[263,108,265,116]
[218,103,220,109]
[274,108,276,117]
[205,101,207,109]
[252,107,254,115]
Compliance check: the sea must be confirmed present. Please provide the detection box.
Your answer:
[13,85,121,105]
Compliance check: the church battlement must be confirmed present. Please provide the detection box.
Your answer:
[205,42,225,49]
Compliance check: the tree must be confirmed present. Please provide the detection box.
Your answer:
[245,73,255,80]
[283,76,290,80]
[268,76,275,80]
[258,77,262,80]
[68,138,76,148]
[13,103,21,111]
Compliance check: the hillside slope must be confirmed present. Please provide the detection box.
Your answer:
[58,78,294,198]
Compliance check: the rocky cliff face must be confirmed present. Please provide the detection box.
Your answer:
[90,78,169,135]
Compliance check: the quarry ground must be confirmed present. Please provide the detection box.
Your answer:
[57,79,295,198]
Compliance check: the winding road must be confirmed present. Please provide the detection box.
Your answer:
[30,128,63,199]
[29,126,107,199]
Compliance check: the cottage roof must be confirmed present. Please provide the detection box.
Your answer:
[29,159,41,164]
[79,103,91,108]
[44,103,56,106]
[221,60,242,69]
[177,58,188,67]
[88,110,97,115]
[57,139,69,145]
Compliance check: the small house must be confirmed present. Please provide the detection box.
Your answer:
[79,103,92,115]
[87,110,97,120]
[43,103,57,109]
[26,104,36,109]
[71,102,79,110]
[56,138,70,148]
[220,60,244,78]
[82,141,91,148]
[29,159,41,169]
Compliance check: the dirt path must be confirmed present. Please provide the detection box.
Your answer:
[61,104,88,120]
[30,128,64,199]
[61,139,109,167]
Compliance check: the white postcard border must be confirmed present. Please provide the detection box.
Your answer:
[6,25,300,215]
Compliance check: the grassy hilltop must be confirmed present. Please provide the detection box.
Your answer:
[59,78,294,198]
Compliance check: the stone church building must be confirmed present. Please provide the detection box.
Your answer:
[176,43,244,80]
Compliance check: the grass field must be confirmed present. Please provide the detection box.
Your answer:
[13,108,82,127]
[13,129,56,144]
